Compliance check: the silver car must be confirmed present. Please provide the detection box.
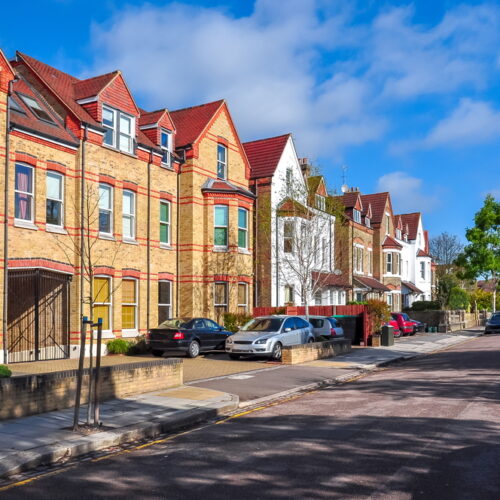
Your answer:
[300,315,345,340]
[225,315,315,361]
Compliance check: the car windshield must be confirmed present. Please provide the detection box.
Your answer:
[157,318,190,329]
[401,313,410,320]
[391,314,398,320]
[489,314,500,324]
[241,318,283,332]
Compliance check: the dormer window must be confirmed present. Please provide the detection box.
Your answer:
[315,194,326,211]
[353,209,361,223]
[404,233,408,242]
[396,228,402,240]
[103,105,135,154]
[217,144,227,179]
[365,217,371,228]
[161,130,172,168]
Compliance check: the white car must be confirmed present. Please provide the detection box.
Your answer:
[225,315,314,361]
[299,315,345,340]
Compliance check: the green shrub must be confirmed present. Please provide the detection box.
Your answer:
[409,300,440,311]
[0,365,12,378]
[366,299,391,333]
[223,312,254,333]
[347,301,368,305]
[106,338,131,355]
[127,335,150,355]
[448,287,470,310]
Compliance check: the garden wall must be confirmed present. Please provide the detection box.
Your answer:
[0,358,183,421]
[282,339,352,365]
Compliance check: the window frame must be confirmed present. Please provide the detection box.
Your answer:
[386,293,393,307]
[420,261,426,280]
[214,281,228,320]
[93,275,112,333]
[238,282,248,313]
[19,93,56,124]
[160,129,172,168]
[283,220,294,254]
[14,163,35,223]
[217,143,227,180]
[121,278,138,332]
[213,205,229,248]
[99,183,114,236]
[238,207,248,250]
[353,209,361,224]
[386,252,393,274]
[46,170,64,228]
[122,189,136,241]
[158,280,172,324]
[284,285,294,304]
[102,104,135,154]
[315,194,326,211]
[365,217,371,228]
[160,200,171,246]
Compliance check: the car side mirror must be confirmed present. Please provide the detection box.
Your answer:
[284,328,292,332]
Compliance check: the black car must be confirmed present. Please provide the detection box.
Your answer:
[485,313,500,334]
[149,318,232,358]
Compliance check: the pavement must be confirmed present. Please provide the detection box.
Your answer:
[0,328,484,480]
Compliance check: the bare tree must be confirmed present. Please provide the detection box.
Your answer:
[430,232,463,270]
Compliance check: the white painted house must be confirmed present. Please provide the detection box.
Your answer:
[245,134,340,308]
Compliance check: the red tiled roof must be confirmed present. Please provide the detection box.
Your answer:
[201,178,255,199]
[243,134,290,179]
[354,276,390,292]
[10,77,78,146]
[170,99,224,148]
[312,271,352,289]
[15,52,156,149]
[417,249,431,257]
[139,109,167,126]
[73,71,118,100]
[361,193,390,224]
[402,281,423,294]
[277,197,312,218]
[399,213,421,240]
[382,235,403,249]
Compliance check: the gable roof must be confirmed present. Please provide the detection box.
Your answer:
[399,213,421,240]
[170,99,224,148]
[360,193,391,225]
[243,134,291,180]
[15,52,156,149]
[382,235,403,249]
[340,191,363,210]
[73,71,118,100]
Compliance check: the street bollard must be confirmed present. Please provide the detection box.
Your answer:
[381,325,394,346]
[93,318,103,427]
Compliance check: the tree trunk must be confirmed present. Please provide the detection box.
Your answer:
[493,289,497,313]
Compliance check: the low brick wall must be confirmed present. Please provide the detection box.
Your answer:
[282,339,352,365]
[0,358,183,421]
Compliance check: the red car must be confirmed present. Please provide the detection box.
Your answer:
[391,313,417,336]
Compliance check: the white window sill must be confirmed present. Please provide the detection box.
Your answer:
[160,243,173,250]
[122,238,138,245]
[102,144,138,159]
[99,331,115,340]
[14,219,38,231]
[161,163,174,170]
[46,225,67,235]
[99,232,115,241]
[213,246,228,253]
[121,330,139,338]
[238,248,251,255]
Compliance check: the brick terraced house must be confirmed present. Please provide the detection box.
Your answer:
[0,49,252,363]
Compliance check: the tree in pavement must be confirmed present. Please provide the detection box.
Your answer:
[456,195,500,312]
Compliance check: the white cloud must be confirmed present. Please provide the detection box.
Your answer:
[86,1,500,159]
[392,99,500,152]
[377,171,439,213]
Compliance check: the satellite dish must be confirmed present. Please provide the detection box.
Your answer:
[341,184,348,193]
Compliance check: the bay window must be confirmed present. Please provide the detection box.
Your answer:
[214,205,228,247]
[238,283,248,313]
[386,253,393,273]
[214,282,228,320]
[283,221,294,254]
[238,208,248,250]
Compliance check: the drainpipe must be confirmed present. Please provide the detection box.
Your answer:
[254,184,258,308]
[80,125,88,335]
[2,78,14,364]
[275,213,279,307]
[175,157,181,317]
[146,149,152,332]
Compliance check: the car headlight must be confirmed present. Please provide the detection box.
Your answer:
[226,337,233,344]
[254,338,269,344]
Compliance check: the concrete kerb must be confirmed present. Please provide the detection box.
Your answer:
[0,394,239,479]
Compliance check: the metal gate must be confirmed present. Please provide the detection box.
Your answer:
[7,269,71,363]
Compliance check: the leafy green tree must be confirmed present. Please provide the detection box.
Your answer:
[435,273,459,309]
[456,195,500,312]
[448,287,470,310]
[469,288,494,311]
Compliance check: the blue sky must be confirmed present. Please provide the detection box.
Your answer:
[2,0,499,239]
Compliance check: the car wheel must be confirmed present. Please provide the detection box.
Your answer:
[228,354,240,360]
[187,341,200,358]
[152,349,163,357]
[308,338,315,343]
[271,342,282,361]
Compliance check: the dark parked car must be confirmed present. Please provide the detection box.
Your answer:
[148,318,231,358]
[485,313,500,334]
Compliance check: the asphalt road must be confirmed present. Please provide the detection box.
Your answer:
[2,334,499,499]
